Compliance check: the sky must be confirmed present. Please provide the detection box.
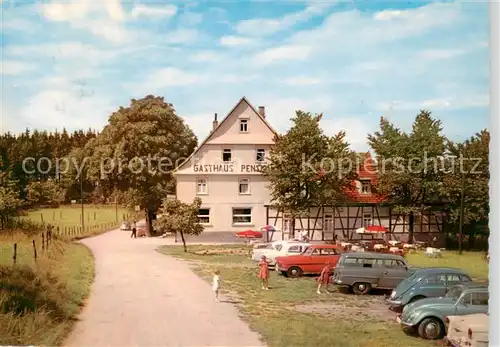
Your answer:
[0,0,490,152]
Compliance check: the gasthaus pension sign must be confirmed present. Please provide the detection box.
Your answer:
[192,164,268,173]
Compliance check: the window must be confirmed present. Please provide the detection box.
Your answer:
[360,180,371,194]
[425,274,446,285]
[385,259,406,268]
[287,245,302,253]
[344,258,362,267]
[447,274,462,286]
[312,248,338,256]
[240,119,248,132]
[363,213,372,227]
[232,208,252,224]
[256,148,265,162]
[470,292,488,306]
[196,178,208,195]
[460,275,472,282]
[197,209,210,224]
[324,214,333,231]
[222,149,232,162]
[238,178,250,194]
[459,293,472,305]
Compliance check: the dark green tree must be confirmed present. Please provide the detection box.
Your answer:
[368,110,447,243]
[154,197,204,252]
[262,111,358,237]
[85,95,198,235]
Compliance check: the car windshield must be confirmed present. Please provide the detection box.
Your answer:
[303,247,314,255]
[446,286,464,302]
[275,244,283,251]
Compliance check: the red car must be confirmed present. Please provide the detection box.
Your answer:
[275,244,343,278]
[235,229,263,239]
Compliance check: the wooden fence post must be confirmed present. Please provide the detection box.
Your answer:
[41,213,44,224]
[60,210,62,219]
[94,212,96,220]
[42,233,45,251]
[32,240,37,262]
[13,243,17,265]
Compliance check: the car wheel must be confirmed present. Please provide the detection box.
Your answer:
[287,266,303,278]
[418,317,444,340]
[352,282,371,295]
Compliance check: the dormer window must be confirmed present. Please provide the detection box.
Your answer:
[360,180,371,194]
[240,119,248,132]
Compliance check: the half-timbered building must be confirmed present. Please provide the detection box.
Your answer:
[173,97,446,245]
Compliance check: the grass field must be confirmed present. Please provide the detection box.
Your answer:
[0,231,94,346]
[158,245,489,347]
[16,204,138,239]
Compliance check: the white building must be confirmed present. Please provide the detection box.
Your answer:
[173,97,445,244]
[173,97,276,233]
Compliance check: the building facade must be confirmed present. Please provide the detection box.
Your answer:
[173,97,445,244]
[174,97,276,233]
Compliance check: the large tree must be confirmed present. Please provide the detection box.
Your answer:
[25,179,66,207]
[154,197,204,252]
[368,110,447,243]
[441,130,489,249]
[85,95,198,235]
[262,111,358,237]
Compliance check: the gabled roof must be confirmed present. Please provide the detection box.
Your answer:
[343,152,386,204]
[174,96,278,173]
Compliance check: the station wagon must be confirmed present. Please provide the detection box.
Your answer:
[397,283,489,340]
[251,241,311,267]
[332,252,410,295]
[387,267,472,308]
[275,244,343,278]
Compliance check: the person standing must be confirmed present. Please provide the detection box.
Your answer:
[258,255,270,290]
[317,261,333,294]
[131,221,137,238]
[212,269,221,302]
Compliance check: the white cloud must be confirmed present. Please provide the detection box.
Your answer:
[18,76,113,132]
[189,51,220,63]
[131,4,177,18]
[220,35,258,47]
[235,2,336,36]
[143,68,203,90]
[42,0,129,43]
[0,61,36,75]
[284,76,321,86]
[373,10,408,21]
[321,117,372,152]
[164,29,200,44]
[376,94,489,112]
[254,45,311,64]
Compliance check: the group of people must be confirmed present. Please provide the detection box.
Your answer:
[211,255,335,302]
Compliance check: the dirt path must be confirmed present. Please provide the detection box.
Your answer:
[66,225,265,347]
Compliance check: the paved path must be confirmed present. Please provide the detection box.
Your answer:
[66,224,265,347]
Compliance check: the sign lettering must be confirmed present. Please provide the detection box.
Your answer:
[193,164,234,173]
[241,164,267,172]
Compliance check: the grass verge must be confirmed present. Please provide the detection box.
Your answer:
[0,231,94,346]
[158,245,488,347]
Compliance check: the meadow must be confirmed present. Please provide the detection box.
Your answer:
[0,204,137,345]
[158,245,489,347]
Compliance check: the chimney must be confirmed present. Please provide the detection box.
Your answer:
[258,106,265,118]
[212,113,218,131]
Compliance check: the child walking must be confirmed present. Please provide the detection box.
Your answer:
[317,261,334,294]
[212,269,221,302]
[258,255,270,290]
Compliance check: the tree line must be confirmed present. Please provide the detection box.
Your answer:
[0,95,490,249]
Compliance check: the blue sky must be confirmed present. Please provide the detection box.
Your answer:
[0,0,490,151]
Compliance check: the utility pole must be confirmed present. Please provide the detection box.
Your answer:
[458,147,466,255]
[80,171,85,232]
[115,197,118,223]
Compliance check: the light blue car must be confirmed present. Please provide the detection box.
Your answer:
[397,283,489,340]
[387,267,472,308]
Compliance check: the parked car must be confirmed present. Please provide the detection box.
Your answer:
[444,313,488,347]
[120,221,131,230]
[396,283,489,340]
[275,244,343,278]
[332,252,411,295]
[387,267,473,308]
[252,241,311,267]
